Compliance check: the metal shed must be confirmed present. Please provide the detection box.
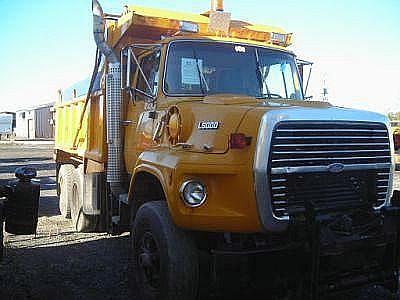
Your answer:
[15,103,55,140]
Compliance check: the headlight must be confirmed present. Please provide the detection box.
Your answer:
[180,180,207,207]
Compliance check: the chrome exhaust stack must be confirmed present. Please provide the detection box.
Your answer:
[92,0,123,196]
[92,0,118,64]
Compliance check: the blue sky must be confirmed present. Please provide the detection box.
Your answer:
[0,0,399,113]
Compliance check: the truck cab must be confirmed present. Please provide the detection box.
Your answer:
[53,1,400,299]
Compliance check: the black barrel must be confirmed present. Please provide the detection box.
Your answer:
[5,167,40,235]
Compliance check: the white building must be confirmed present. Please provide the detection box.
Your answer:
[15,103,54,140]
[0,112,16,139]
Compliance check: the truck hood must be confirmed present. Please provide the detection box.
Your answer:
[178,95,390,154]
[178,100,252,154]
[250,104,389,125]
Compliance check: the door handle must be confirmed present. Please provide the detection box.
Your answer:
[121,120,137,126]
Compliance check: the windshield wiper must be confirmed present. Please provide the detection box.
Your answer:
[192,48,210,95]
[255,48,273,99]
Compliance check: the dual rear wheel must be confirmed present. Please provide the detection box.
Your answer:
[57,164,97,232]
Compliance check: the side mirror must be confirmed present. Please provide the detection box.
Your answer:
[297,59,313,99]
[121,47,133,91]
[121,47,136,103]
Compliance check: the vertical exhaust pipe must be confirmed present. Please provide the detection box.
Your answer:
[92,0,118,63]
[92,0,123,197]
[216,0,224,11]
[211,0,224,11]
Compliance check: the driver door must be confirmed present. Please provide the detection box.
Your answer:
[123,47,161,173]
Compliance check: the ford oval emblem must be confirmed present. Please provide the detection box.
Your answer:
[327,163,345,173]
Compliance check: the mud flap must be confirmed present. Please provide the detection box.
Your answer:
[82,172,104,216]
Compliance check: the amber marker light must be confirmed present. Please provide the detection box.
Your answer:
[166,107,181,145]
[230,133,252,149]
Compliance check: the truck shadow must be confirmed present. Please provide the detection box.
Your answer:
[0,235,132,300]
[39,195,60,217]
[0,231,384,300]
[0,233,283,300]
[0,157,51,165]
[0,162,55,174]
[36,176,57,192]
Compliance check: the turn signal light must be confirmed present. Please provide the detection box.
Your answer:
[394,134,400,150]
[230,133,252,149]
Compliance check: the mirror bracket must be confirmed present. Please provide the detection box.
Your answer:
[121,44,161,105]
[297,59,314,99]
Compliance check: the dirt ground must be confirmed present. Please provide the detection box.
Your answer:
[0,143,399,300]
[0,143,131,300]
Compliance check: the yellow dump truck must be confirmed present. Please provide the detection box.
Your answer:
[54,0,400,298]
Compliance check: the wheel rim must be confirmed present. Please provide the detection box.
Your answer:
[137,231,161,293]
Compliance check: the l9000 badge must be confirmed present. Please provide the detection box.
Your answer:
[198,121,220,130]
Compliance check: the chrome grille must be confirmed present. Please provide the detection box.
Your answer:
[269,121,391,218]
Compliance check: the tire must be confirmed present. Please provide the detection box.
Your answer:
[131,201,199,300]
[58,164,74,218]
[70,165,98,232]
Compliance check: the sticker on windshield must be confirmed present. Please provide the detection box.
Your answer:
[181,58,203,85]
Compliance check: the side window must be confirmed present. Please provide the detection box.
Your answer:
[136,51,161,100]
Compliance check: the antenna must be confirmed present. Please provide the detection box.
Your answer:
[321,74,329,101]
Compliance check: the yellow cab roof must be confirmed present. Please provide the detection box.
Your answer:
[110,5,292,51]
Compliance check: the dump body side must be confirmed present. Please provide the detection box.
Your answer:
[54,92,106,163]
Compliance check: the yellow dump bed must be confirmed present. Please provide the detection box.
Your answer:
[54,94,106,162]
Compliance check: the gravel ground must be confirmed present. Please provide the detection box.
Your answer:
[0,143,399,300]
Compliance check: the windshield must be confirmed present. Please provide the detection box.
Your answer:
[164,41,303,100]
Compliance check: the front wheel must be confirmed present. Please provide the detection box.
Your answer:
[131,201,199,300]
